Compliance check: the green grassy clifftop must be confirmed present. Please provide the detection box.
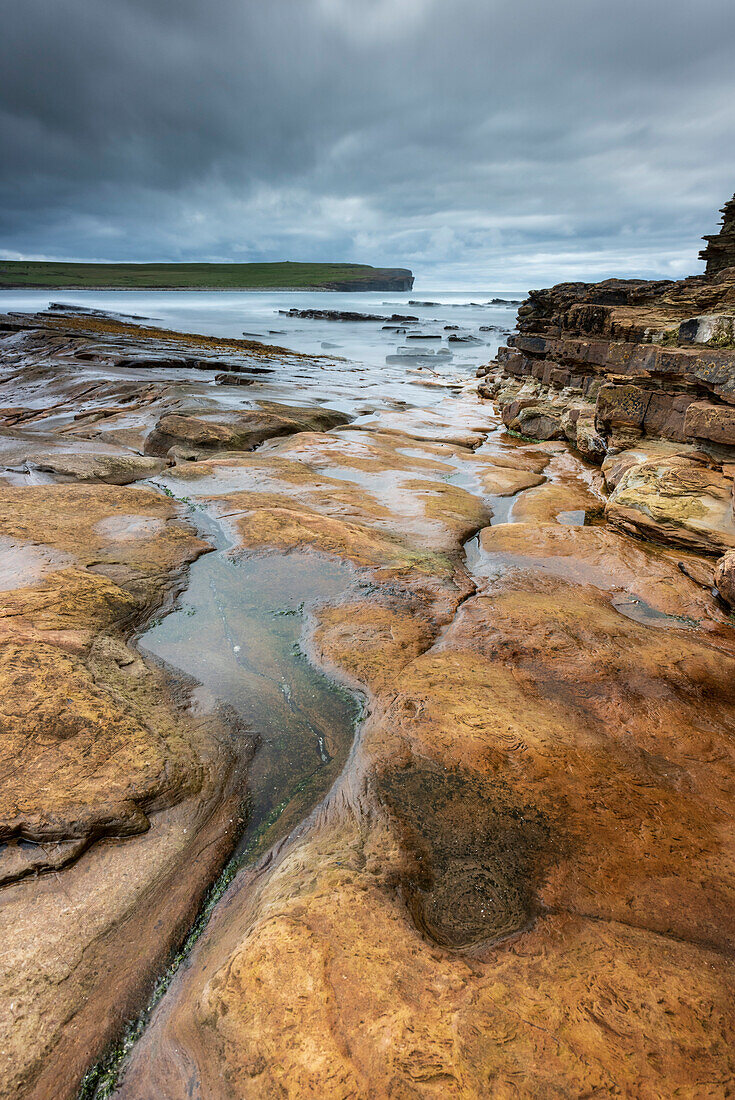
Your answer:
[0,260,414,292]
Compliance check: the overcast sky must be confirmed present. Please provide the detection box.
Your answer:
[1,0,735,289]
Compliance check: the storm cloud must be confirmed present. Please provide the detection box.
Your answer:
[2,0,735,287]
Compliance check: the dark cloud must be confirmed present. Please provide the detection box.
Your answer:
[2,0,735,287]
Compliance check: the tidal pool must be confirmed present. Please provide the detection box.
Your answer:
[140,544,361,863]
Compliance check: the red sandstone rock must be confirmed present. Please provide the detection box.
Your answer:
[685,400,735,447]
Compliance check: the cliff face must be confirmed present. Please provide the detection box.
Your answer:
[700,193,735,276]
[322,268,414,291]
[480,196,735,575]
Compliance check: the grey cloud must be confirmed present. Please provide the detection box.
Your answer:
[1,0,735,287]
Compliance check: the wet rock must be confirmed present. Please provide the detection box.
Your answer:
[606,455,735,553]
[119,484,735,1100]
[213,372,256,386]
[6,300,735,1100]
[0,484,252,1099]
[22,452,166,484]
[574,416,606,462]
[516,406,566,441]
[509,477,604,525]
[144,403,350,457]
[278,308,418,323]
[477,463,545,495]
[448,333,482,344]
[354,405,496,448]
[601,441,690,490]
[677,556,717,590]
[375,762,549,947]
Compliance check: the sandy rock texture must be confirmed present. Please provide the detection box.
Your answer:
[0,483,256,1100]
[606,454,735,553]
[112,403,735,1099]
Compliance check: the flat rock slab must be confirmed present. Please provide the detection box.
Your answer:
[477,463,545,495]
[22,451,166,484]
[145,403,350,457]
[352,405,497,448]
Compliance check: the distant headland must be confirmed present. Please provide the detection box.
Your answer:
[0,260,415,292]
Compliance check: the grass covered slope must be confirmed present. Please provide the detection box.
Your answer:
[0,260,414,291]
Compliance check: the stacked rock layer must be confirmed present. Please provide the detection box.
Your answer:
[480,195,735,596]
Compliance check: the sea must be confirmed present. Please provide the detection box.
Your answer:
[0,288,521,377]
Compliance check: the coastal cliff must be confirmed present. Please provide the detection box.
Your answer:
[480,194,735,590]
[0,260,415,292]
[701,194,735,275]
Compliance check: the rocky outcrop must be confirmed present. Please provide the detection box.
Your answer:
[277,308,418,322]
[320,268,414,292]
[701,193,735,276]
[481,195,735,569]
[605,454,735,553]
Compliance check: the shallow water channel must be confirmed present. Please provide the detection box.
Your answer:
[141,524,362,864]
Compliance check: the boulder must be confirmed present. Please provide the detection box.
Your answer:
[714,550,735,607]
[601,442,693,491]
[501,397,540,427]
[606,456,735,553]
[574,416,607,463]
[595,383,651,430]
[516,406,566,441]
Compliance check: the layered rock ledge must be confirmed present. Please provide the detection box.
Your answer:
[479,195,735,589]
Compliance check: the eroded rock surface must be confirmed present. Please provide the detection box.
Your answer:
[1,304,734,1100]
[113,403,735,1098]
[479,197,735,561]
[0,484,256,1100]
[606,454,735,552]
